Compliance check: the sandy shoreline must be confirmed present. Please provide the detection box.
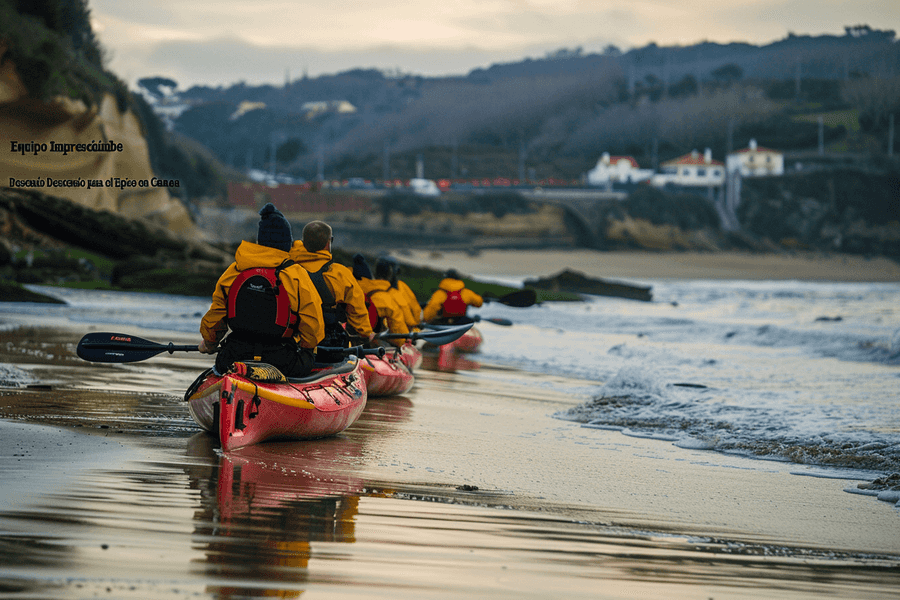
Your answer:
[394,249,900,283]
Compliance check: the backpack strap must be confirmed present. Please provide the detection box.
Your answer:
[273,259,298,336]
[307,259,335,306]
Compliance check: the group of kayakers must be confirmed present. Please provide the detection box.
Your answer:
[198,203,483,377]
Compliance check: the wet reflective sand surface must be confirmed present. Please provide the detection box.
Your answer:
[2,326,900,599]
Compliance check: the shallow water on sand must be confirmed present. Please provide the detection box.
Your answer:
[2,307,900,598]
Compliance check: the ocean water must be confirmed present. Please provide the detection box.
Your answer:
[473,279,900,479]
[3,281,900,478]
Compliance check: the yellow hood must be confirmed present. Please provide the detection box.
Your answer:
[290,240,332,272]
[439,278,465,292]
[234,240,292,270]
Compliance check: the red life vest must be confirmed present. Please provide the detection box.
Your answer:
[442,289,467,318]
[226,259,298,339]
[365,290,386,332]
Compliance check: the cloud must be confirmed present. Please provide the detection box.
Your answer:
[129,37,536,87]
[89,0,900,87]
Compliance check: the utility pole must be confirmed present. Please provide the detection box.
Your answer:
[451,136,458,180]
[316,147,324,182]
[518,131,526,183]
[726,118,735,156]
[269,137,277,177]
[889,114,895,158]
[818,116,825,156]
[382,140,391,182]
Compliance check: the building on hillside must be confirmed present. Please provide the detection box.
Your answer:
[301,100,357,119]
[587,153,654,188]
[652,149,726,188]
[230,101,267,121]
[726,139,784,177]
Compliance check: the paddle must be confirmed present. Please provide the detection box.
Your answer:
[483,289,537,308]
[77,332,384,364]
[376,322,473,345]
[425,315,512,328]
[317,345,386,358]
[77,332,199,363]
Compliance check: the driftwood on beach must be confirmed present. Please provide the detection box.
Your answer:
[524,269,652,302]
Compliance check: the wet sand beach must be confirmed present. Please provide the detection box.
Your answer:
[1,251,900,598]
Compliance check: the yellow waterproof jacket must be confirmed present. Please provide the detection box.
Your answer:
[395,279,423,324]
[200,241,325,349]
[423,278,484,322]
[290,241,374,338]
[358,277,409,335]
[385,283,420,330]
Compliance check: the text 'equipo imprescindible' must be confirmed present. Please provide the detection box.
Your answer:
[10,140,125,156]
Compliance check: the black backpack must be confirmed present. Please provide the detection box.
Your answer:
[226,259,298,338]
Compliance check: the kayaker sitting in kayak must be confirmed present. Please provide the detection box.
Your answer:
[423,268,484,325]
[198,203,324,377]
[375,257,420,333]
[389,259,424,325]
[353,254,409,344]
[291,220,375,362]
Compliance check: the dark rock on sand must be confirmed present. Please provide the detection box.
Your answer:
[524,268,652,302]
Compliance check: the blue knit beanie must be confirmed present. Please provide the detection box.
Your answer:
[352,253,372,280]
[257,203,292,252]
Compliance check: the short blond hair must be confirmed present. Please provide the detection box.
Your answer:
[302,220,332,252]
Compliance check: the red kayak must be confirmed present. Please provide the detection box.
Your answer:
[448,325,483,353]
[360,350,415,396]
[184,357,367,451]
[397,342,423,371]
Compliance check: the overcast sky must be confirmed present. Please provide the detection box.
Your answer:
[89,0,900,89]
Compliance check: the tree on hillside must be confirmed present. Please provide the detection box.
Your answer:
[843,75,900,136]
[712,64,744,84]
[0,0,127,108]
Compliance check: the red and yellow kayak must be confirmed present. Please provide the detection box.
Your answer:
[184,358,367,451]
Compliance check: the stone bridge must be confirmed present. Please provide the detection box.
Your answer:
[519,188,627,248]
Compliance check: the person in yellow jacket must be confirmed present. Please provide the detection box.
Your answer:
[393,266,423,325]
[423,268,484,324]
[291,221,375,360]
[375,257,420,332]
[352,254,409,338]
[199,203,324,377]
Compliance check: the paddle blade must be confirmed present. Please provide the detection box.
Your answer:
[378,323,474,346]
[496,289,537,307]
[76,332,198,363]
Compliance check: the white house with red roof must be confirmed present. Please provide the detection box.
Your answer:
[726,139,784,177]
[652,148,726,188]
[587,152,654,187]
